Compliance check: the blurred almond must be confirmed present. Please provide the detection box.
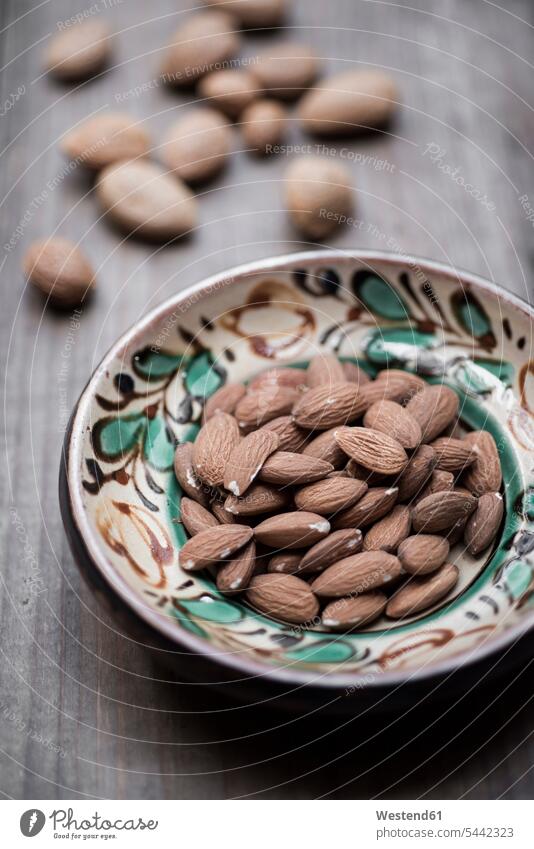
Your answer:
[203,382,246,421]
[161,108,233,184]
[306,352,346,387]
[61,113,150,170]
[198,68,259,118]
[161,11,240,86]
[406,384,459,443]
[23,237,95,307]
[44,20,111,80]
[235,385,298,429]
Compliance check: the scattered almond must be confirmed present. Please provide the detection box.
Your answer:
[61,113,150,170]
[161,11,240,86]
[97,160,197,241]
[161,108,233,184]
[253,42,319,99]
[241,99,288,154]
[44,20,111,80]
[23,237,95,307]
[198,68,259,119]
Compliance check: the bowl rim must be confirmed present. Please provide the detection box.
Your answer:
[61,248,534,690]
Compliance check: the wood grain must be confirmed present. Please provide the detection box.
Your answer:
[0,0,533,799]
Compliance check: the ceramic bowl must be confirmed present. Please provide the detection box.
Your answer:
[60,250,534,702]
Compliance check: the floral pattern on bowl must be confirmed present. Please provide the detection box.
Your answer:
[61,251,534,686]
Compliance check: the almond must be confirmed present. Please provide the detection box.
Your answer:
[359,372,425,408]
[322,592,387,630]
[334,427,408,474]
[464,492,503,556]
[61,113,150,170]
[259,451,333,485]
[363,505,411,552]
[225,482,290,516]
[342,361,371,385]
[161,10,240,86]
[311,550,403,598]
[174,442,210,506]
[203,0,286,28]
[294,477,367,515]
[363,400,422,450]
[344,459,390,487]
[412,490,477,533]
[161,108,233,184]
[253,41,319,99]
[259,416,308,452]
[197,68,258,119]
[180,497,218,536]
[203,382,246,421]
[462,431,502,495]
[267,552,303,574]
[216,541,256,594]
[292,382,367,430]
[211,498,236,524]
[223,429,279,495]
[333,486,398,530]
[247,573,319,624]
[44,20,111,81]
[235,385,298,429]
[430,437,477,472]
[249,367,307,392]
[192,412,240,488]
[179,524,253,571]
[406,384,459,443]
[445,516,469,546]
[386,563,459,618]
[374,369,426,400]
[299,528,363,573]
[298,69,398,137]
[397,444,436,503]
[97,160,197,241]
[241,99,288,155]
[306,352,346,387]
[417,469,455,502]
[22,237,95,307]
[254,511,330,549]
[285,157,353,239]
[302,427,348,467]
[398,534,449,575]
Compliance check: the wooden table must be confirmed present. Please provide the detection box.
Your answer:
[1,0,533,799]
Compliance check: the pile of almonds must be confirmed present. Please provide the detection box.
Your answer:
[30,0,400,300]
[174,354,504,631]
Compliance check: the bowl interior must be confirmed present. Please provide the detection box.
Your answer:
[65,251,534,684]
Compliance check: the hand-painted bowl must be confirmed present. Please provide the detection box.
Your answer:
[60,250,534,707]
